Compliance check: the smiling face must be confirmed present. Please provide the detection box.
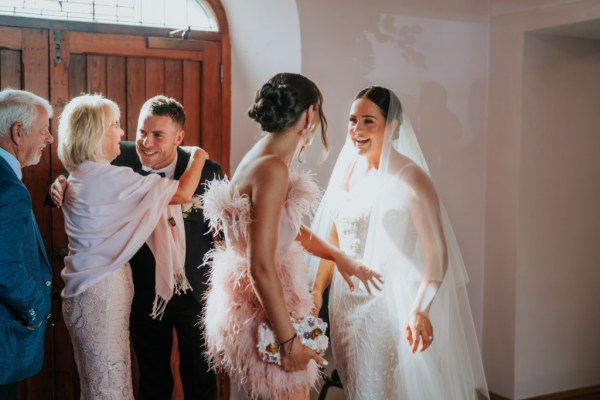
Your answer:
[101,111,124,162]
[135,112,184,170]
[20,105,53,167]
[348,98,387,168]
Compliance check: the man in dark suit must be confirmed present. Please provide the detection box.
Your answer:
[0,88,53,400]
[51,95,222,399]
[121,95,222,400]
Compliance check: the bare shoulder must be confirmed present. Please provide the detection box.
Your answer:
[249,155,289,211]
[253,155,289,184]
[231,154,289,199]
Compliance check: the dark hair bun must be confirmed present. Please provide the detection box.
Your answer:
[248,83,298,132]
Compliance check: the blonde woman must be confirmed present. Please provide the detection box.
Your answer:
[57,94,206,399]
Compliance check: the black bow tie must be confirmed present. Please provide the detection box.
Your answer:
[138,169,165,178]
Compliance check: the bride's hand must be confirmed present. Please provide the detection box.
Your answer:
[406,310,434,353]
[334,252,383,294]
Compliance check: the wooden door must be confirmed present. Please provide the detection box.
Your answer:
[0,23,226,400]
[0,25,56,400]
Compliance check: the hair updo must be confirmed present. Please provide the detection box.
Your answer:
[248,73,328,150]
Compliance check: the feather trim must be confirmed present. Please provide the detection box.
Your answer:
[201,178,251,240]
[202,243,321,399]
[284,170,322,229]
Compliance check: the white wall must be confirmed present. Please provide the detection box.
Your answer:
[485,1,600,397]
[220,0,302,172]
[220,0,600,398]
[517,33,600,398]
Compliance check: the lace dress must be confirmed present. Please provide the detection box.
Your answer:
[62,265,134,400]
[328,176,402,400]
[202,171,322,399]
[329,166,489,400]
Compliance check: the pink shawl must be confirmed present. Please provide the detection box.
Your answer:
[61,160,190,319]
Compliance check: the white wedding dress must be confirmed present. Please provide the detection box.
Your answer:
[312,90,488,400]
[327,165,488,400]
[329,173,402,400]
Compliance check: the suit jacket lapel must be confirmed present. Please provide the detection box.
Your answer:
[131,155,143,174]
[174,147,190,180]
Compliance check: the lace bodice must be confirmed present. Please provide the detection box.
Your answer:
[332,191,373,260]
[330,175,378,261]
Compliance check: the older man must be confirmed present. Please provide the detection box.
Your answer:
[0,88,53,399]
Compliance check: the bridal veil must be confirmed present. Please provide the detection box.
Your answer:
[308,88,489,399]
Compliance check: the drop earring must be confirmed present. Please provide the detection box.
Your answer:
[302,123,316,146]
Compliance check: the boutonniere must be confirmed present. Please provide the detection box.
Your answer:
[182,194,202,219]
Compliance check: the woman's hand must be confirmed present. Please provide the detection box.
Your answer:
[192,146,209,162]
[280,336,327,372]
[180,145,209,161]
[334,252,383,294]
[406,310,434,353]
[49,175,68,207]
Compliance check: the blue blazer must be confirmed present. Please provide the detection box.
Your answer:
[0,156,52,384]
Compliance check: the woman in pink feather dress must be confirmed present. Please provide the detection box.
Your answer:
[202,73,382,400]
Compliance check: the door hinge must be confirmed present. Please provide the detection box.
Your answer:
[54,30,62,64]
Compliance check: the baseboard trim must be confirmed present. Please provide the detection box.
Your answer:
[490,384,600,400]
[524,384,600,400]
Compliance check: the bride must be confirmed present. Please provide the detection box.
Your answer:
[310,86,489,399]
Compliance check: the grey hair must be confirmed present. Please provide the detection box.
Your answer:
[0,88,53,139]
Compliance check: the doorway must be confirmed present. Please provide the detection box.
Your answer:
[0,13,229,399]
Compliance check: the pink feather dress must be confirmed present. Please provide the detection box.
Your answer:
[202,171,322,399]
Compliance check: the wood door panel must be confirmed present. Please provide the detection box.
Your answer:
[0,26,22,50]
[69,31,205,61]
[0,49,22,89]
[182,60,201,147]
[201,41,222,162]
[145,58,165,98]
[106,56,127,129]
[126,57,146,140]
[86,54,107,94]
[164,59,183,101]
[69,54,87,99]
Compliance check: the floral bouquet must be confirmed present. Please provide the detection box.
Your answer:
[257,314,329,365]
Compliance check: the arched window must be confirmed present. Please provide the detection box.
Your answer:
[0,0,218,32]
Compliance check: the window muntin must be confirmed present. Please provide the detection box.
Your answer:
[0,0,218,32]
